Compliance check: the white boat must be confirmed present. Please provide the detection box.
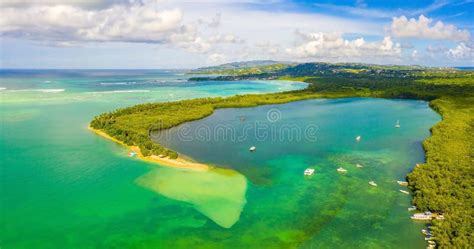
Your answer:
[337,167,347,173]
[368,181,377,187]
[356,136,361,142]
[397,180,408,186]
[395,120,401,128]
[411,212,433,220]
[356,163,363,168]
[400,189,410,194]
[249,146,256,152]
[304,168,315,176]
[129,151,137,157]
[408,206,417,211]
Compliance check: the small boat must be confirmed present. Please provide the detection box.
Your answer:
[356,163,363,168]
[356,136,361,142]
[239,116,246,122]
[400,189,410,194]
[304,168,315,176]
[129,151,137,157]
[411,212,433,220]
[408,206,417,211]
[395,120,401,128]
[249,146,256,152]
[368,181,377,187]
[397,180,409,186]
[337,167,347,173]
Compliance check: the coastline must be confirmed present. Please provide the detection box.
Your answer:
[87,125,209,171]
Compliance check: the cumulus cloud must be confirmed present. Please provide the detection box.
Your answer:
[169,24,243,53]
[0,0,242,54]
[447,42,474,60]
[286,31,401,60]
[389,15,470,41]
[0,2,182,43]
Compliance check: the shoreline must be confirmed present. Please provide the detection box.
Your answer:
[88,125,209,171]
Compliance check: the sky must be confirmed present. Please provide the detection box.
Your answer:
[0,0,473,69]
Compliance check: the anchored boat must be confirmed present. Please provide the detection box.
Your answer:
[304,168,315,176]
[411,212,433,220]
[397,180,408,186]
[337,167,347,173]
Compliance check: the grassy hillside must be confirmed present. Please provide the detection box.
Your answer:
[190,60,293,75]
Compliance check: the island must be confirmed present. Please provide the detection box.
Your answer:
[90,62,473,248]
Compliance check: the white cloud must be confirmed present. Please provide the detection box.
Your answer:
[169,24,244,53]
[389,15,470,41]
[0,2,183,43]
[447,42,474,60]
[286,31,401,60]
[0,1,245,55]
[0,0,110,8]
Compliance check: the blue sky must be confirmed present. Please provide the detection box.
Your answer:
[0,0,472,69]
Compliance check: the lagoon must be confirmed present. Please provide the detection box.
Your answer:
[153,98,440,248]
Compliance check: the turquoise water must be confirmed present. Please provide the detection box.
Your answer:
[0,70,439,248]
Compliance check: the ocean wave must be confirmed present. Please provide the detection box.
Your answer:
[87,90,151,94]
[37,89,65,93]
[5,88,65,93]
[0,87,6,91]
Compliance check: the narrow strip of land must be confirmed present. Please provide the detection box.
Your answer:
[88,125,209,171]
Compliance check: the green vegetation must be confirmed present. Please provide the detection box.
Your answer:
[191,61,292,76]
[91,62,473,248]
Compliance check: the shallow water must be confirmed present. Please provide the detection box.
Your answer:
[0,70,439,248]
[0,70,305,249]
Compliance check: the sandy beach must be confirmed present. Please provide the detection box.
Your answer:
[88,125,209,171]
